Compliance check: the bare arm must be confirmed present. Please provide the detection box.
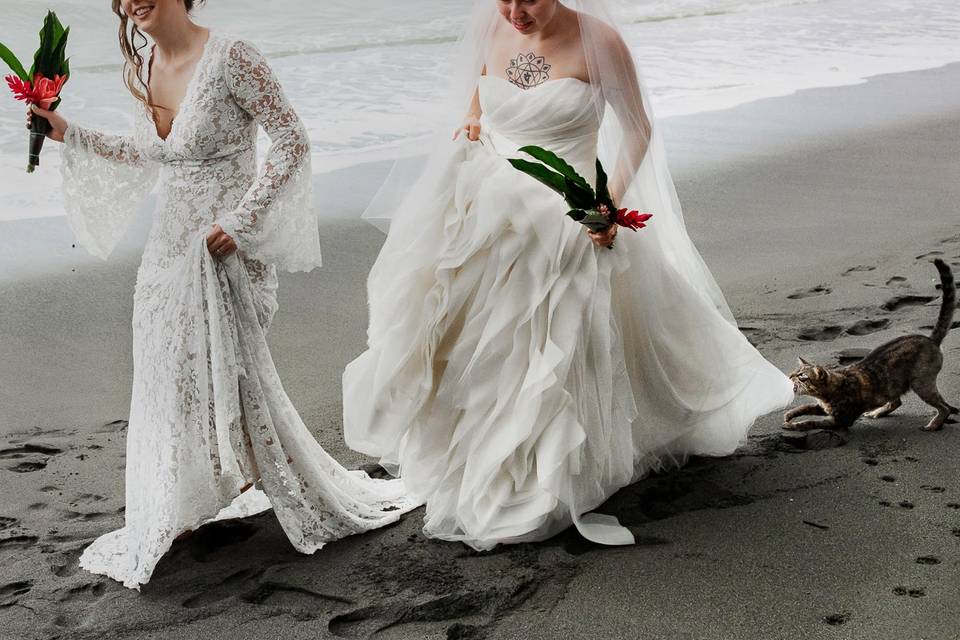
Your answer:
[453,66,485,142]
[602,33,652,205]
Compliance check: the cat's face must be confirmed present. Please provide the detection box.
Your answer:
[788,357,832,397]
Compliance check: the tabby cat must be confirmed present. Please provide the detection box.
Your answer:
[785,259,957,432]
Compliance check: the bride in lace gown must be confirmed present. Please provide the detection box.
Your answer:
[29,0,417,589]
[343,0,794,550]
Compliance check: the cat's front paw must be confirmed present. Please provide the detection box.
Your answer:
[782,420,814,431]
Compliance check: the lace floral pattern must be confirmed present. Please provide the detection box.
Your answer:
[61,32,416,590]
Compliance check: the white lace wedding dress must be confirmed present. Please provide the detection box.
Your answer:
[343,75,794,550]
[61,31,418,589]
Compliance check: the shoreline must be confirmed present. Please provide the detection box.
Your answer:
[4,60,960,226]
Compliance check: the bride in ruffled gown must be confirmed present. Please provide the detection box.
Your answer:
[343,0,794,549]
[29,0,417,589]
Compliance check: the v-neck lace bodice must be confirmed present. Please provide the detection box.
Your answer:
[63,31,320,275]
[145,30,213,142]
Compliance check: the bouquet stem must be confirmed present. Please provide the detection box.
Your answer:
[28,113,50,173]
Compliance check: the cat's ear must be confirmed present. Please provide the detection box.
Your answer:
[798,356,812,367]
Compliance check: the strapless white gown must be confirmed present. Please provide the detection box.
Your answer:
[344,76,793,549]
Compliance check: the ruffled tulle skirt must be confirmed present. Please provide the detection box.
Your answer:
[344,139,793,549]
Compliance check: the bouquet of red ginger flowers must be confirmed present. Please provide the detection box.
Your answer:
[509,145,652,245]
[1,11,70,173]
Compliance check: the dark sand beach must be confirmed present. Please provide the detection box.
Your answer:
[1,65,958,639]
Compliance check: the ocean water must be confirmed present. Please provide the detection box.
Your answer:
[0,0,958,220]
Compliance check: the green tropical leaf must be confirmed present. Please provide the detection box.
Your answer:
[580,211,613,232]
[595,158,613,208]
[563,176,595,210]
[51,27,70,73]
[27,13,70,79]
[508,158,568,197]
[51,12,65,41]
[0,42,29,81]
[518,145,592,191]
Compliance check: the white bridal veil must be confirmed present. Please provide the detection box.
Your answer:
[355,0,793,545]
[365,0,733,316]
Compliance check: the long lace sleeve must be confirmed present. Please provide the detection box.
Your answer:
[60,124,158,260]
[218,40,321,273]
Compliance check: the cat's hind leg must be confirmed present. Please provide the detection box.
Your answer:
[912,380,953,431]
[865,398,902,419]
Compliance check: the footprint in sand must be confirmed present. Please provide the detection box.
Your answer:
[62,510,114,523]
[0,517,17,532]
[0,443,63,474]
[952,528,960,538]
[94,420,128,433]
[738,326,767,347]
[0,580,32,607]
[50,559,80,578]
[57,581,107,604]
[885,276,908,287]
[798,325,844,341]
[893,586,926,598]
[69,494,107,507]
[788,285,831,300]
[916,556,941,565]
[919,485,946,493]
[881,295,936,312]
[823,612,850,626]
[916,251,945,260]
[920,320,960,332]
[241,582,354,611]
[880,475,896,483]
[846,318,891,336]
[51,582,111,628]
[898,501,914,510]
[328,592,488,639]
[181,568,265,609]
[843,266,875,275]
[0,535,39,550]
[946,503,960,510]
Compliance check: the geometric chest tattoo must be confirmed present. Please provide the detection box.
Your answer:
[506,52,552,89]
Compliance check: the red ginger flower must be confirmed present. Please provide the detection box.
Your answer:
[614,208,652,231]
[6,73,67,109]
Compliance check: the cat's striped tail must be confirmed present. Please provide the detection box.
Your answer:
[930,259,956,345]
